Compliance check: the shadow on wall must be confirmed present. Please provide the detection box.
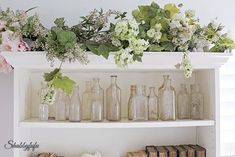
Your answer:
[0,72,13,157]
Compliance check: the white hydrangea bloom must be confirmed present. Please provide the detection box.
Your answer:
[115,20,129,39]
[169,20,182,29]
[154,23,162,31]
[111,38,122,47]
[114,48,134,68]
[185,10,195,18]
[147,28,156,38]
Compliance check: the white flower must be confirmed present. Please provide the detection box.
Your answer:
[129,37,149,54]
[170,20,182,29]
[154,23,162,31]
[185,10,195,18]
[115,20,129,38]
[154,31,162,42]
[210,20,218,29]
[147,28,156,38]
[111,38,122,47]
[114,48,134,68]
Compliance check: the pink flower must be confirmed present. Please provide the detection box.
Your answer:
[0,55,12,73]
[0,30,30,73]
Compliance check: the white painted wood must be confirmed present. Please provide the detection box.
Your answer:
[20,118,215,128]
[1,51,232,70]
[3,52,230,157]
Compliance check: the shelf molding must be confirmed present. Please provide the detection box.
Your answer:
[20,118,215,129]
[1,51,232,70]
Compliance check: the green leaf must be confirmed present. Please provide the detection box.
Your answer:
[98,43,119,59]
[85,41,100,55]
[54,17,65,28]
[151,2,160,9]
[148,44,164,52]
[44,68,61,82]
[164,3,179,17]
[57,30,77,49]
[53,76,76,94]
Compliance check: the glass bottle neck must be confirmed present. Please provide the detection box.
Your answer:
[180,84,187,93]
[149,87,155,96]
[92,78,100,89]
[110,76,117,85]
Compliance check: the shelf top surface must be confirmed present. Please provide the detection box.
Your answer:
[1,51,232,70]
[20,118,215,129]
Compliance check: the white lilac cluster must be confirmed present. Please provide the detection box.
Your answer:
[113,19,149,67]
[170,13,196,51]
[193,38,211,52]
[175,53,193,78]
[40,86,56,105]
[65,44,89,64]
[147,23,162,43]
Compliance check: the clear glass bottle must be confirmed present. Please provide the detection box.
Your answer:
[132,85,148,121]
[190,84,204,120]
[64,94,71,120]
[128,85,137,120]
[39,104,49,121]
[91,78,104,122]
[158,75,170,93]
[177,84,190,119]
[55,90,66,121]
[158,76,176,121]
[142,85,147,96]
[38,82,49,121]
[106,75,121,121]
[82,81,93,120]
[69,85,82,122]
[148,87,158,120]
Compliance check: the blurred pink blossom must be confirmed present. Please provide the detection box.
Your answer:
[0,30,30,73]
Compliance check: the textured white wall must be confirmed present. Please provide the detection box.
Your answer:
[0,0,235,156]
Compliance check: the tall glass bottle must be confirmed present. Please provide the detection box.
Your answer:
[64,94,71,120]
[91,78,104,122]
[82,81,93,120]
[55,90,66,121]
[128,85,137,120]
[69,85,82,122]
[132,85,148,121]
[158,75,170,93]
[106,75,121,121]
[148,87,158,120]
[177,84,190,119]
[190,84,204,120]
[159,76,176,121]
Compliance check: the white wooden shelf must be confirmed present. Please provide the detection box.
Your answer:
[20,118,215,128]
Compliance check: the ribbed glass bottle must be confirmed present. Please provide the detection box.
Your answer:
[69,85,82,122]
[177,84,190,119]
[91,78,104,122]
[132,85,148,121]
[158,76,176,121]
[106,75,121,121]
[190,84,204,120]
[148,87,158,120]
[55,90,66,121]
[82,81,93,120]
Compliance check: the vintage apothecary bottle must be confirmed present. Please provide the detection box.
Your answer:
[64,94,71,120]
[55,90,66,121]
[148,87,158,120]
[158,76,176,121]
[69,85,82,122]
[190,84,204,119]
[91,78,104,122]
[132,85,148,121]
[106,75,121,121]
[82,81,93,120]
[128,85,137,120]
[177,84,190,119]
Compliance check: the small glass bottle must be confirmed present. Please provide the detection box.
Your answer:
[132,85,148,121]
[55,90,66,121]
[148,87,158,120]
[82,81,93,120]
[142,85,147,96]
[128,85,137,120]
[159,76,176,121]
[69,85,82,122]
[106,75,121,121]
[38,82,49,121]
[177,84,190,119]
[39,104,49,121]
[91,78,104,122]
[190,84,204,120]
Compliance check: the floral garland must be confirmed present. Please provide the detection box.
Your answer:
[0,2,235,104]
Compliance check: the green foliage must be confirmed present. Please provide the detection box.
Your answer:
[210,35,235,52]
[164,3,179,17]
[43,68,75,94]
